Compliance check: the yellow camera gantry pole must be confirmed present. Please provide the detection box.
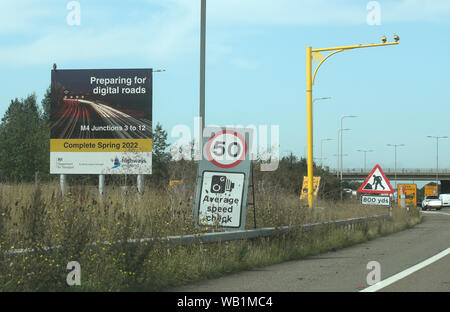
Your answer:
[306,36,399,208]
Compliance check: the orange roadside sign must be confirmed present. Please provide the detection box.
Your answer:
[397,184,417,206]
[300,176,321,200]
[424,185,438,197]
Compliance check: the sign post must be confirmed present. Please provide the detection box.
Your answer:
[194,128,253,231]
[137,174,144,195]
[99,174,105,198]
[358,164,394,207]
[60,174,67,196]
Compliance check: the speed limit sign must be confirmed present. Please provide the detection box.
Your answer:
[205,130,248,169]
[194,127,252,230]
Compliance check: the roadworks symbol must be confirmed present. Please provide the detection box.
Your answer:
[363,174,385,190]
[358,164,394,194]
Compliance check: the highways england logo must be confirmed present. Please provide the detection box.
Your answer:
[112,157,120,169]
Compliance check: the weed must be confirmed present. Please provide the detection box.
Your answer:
[0,182,421,291]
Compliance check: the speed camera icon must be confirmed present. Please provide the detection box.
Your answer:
[210,175,235,194]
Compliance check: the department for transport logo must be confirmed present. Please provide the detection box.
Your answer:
[55,156,74,169]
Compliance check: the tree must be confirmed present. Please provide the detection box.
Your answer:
[0,94,49,182]
[150,123,171,186]
[41,87,52,124]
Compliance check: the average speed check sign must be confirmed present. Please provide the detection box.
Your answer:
[206,130,248,169]
[194,128,252,231]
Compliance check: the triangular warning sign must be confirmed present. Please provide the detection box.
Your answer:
[358,164,394,194]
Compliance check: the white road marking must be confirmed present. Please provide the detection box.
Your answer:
[421,211,450,216]
[360,247,450,292]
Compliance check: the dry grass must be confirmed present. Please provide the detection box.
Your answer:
[0,182,421,291]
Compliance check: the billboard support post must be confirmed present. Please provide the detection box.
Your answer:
[60,174,66,196]
[137,174,144,195]
[99,174,105,198]
[35,171,40,187]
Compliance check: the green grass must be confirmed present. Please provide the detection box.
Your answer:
[0,182,421,291]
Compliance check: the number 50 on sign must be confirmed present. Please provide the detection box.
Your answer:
[205,130,247,169]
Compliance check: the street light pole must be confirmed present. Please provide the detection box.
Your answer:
[427,136,448,190]
[334,153,348,179]
[200,0,206,132]
[340,116,357,200]
[387,144,404,192]
[313,97,331,105]
[314,97,331,169]
[337,129,340,178]
[357,149,374,171]
[337,128,350,178]
[340,116,357,181]
[320,138,332,168]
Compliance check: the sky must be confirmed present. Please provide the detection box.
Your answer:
[1,0,450,186]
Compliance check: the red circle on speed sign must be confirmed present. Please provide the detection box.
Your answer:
[206,130,248,168]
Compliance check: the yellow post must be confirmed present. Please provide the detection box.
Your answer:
[306,46,314,208]
[305,37,399,209]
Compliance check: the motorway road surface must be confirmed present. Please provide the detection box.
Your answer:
[171,208,450,292]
